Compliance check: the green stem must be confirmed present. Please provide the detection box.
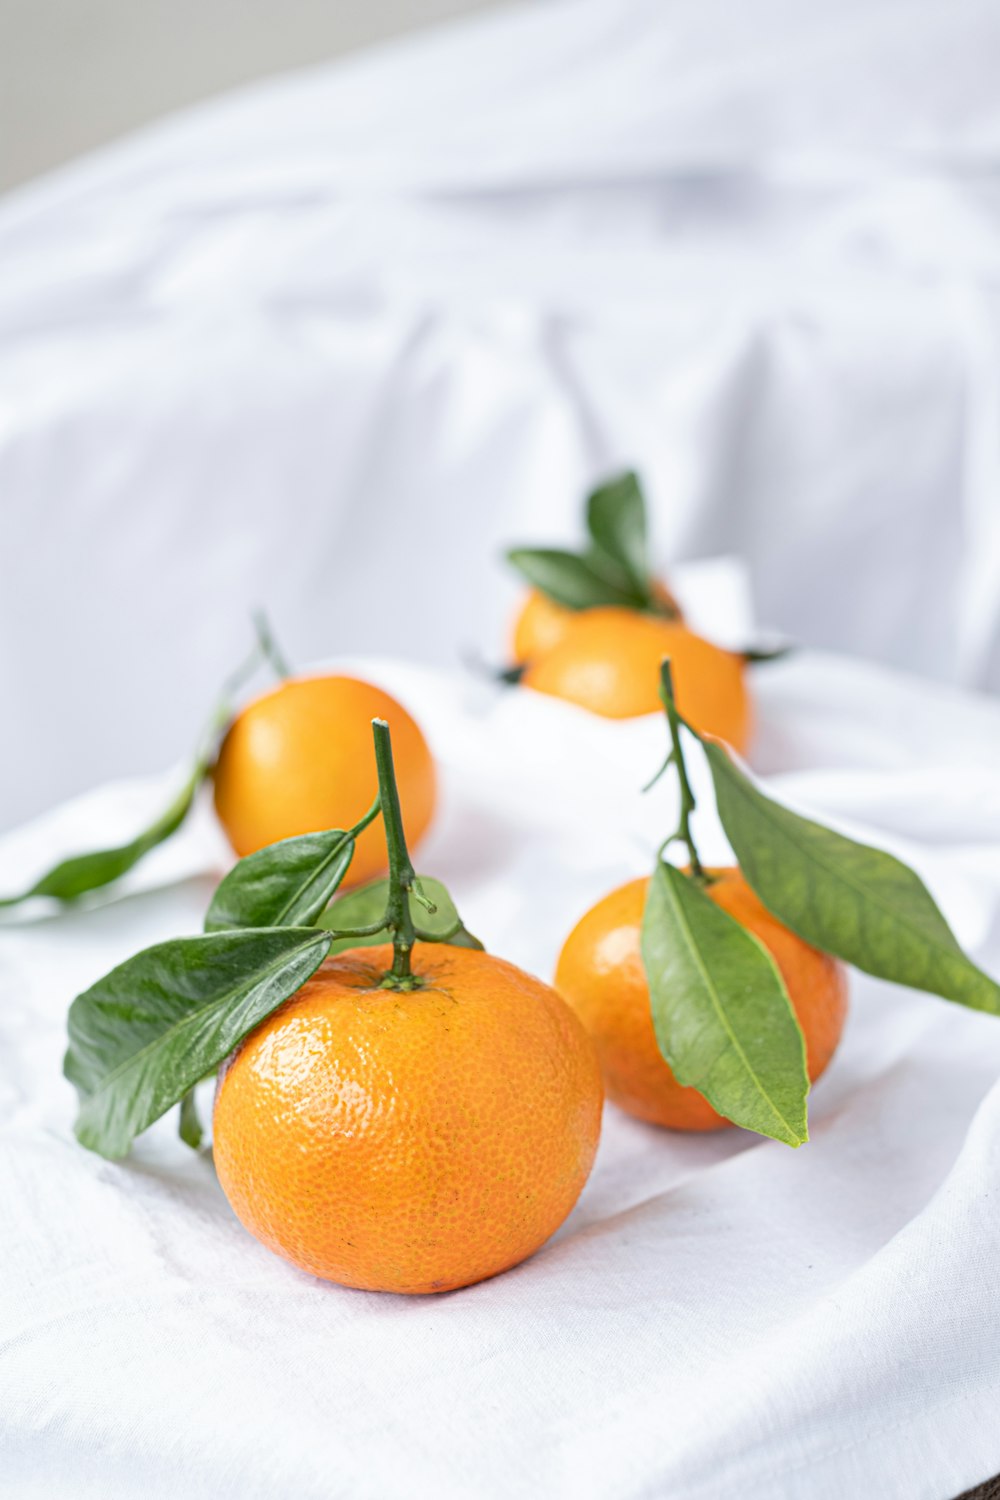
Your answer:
[371,718,421,989]
[351,794,382,840]
[658,660,707,883]
[251,608,292,680]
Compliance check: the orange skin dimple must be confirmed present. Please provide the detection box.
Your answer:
[521,607,751,751]
[213,944,603,1294]
[554,869,848,1131]
[212,675,436,885]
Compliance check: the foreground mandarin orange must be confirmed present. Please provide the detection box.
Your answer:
[511,582,681,665]
[522,608,751,749]
[213,676,436,883]
[213,943,603,1293]
[555,870,847,1131]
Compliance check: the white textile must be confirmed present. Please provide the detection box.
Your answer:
[3,0,1000,1494]
[2,649,1000,1500]
[3,0,1000,825]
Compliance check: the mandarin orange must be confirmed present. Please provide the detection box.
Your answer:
[522,608,750,749]
[212,676,436,884]
[554,869,847,1131]
[510,582,682,665]
[213,943,603,1293]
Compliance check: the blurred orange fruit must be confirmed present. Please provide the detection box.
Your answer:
[213,943,603,1293]
[511,589,579,664]
[522,607,751,749]
[213,675,436,885]
[510,582,681,665]
[554,869,847,1131]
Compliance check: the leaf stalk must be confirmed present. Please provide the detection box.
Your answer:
[658,660,708,883]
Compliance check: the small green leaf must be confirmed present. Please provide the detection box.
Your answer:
[585,471,650,598]
[205,830,356,932]
[65,926,332,1159]
[742,641,795,664]
[314,878,391,951]
[641,862,809,1146]
[317,875,484,953]
[505,548,645,611]
[178,1089,203,1149]
[703,741,1000,1015]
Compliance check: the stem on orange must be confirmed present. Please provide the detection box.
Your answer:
[371,718,422,989]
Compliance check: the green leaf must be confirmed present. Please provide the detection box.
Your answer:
[0,641,261,910]
[65,926,332,1159]
[585,471,650,597]
[316,875,484,953]
[178,1089,203,1149]
[0,768,202,908]
[505,548,645,611]
[205,829,356,932]
[411,876,485,950]
[641,862,809,1146]
[742,641,795,664]
[703,741,1000,1015]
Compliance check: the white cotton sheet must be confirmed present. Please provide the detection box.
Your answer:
[3,0,1000,1492]
[2,649,1000,1500]
[3,0,1000,827]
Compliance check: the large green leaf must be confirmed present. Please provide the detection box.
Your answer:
[704,741,1000,1015]
[65,927,332,1158]
[641,862,809,1145]
[585,471,650,598]
[316,875,483,953]
[204,829,356,932]
[505,548,644,611]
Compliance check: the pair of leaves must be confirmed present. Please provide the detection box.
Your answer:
[205,827,358,932]
[66,927,333,1159]
[65,818,361,1160]
[66,803,481,1157]
[642,689,1000,1147]
[507,471,666,613]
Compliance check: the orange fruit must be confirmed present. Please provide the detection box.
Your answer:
[554,869,847,1131]
[212,675,436,885]
[510,582,681,664]
[511,589,579,664]
[522,607,750,749]
[213,943,603,1293]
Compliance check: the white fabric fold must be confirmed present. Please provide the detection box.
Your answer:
[3,649,1000,1500]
